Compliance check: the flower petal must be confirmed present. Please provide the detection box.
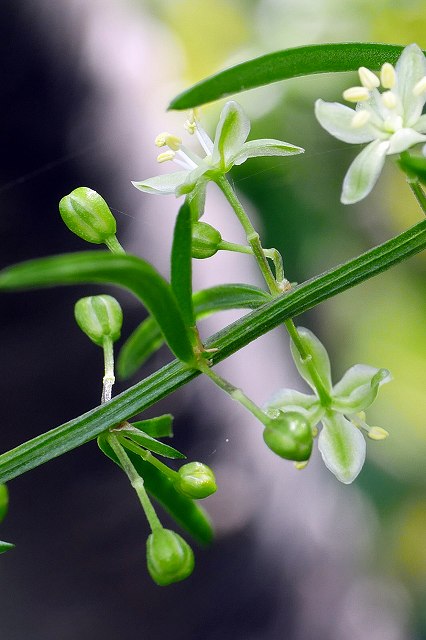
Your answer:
[212,101,250,171]
[341,139,389,204]
[318,413,366,484]
[395,43,426,126]
[231,139,304,165]
[290,327,332,393]
[176,165,208,196]
[132,171,189,195]
[265,388,324,423]
[331,365,391,413]
[387,128,426,154]
[413,114,426,133]
[315,99,376,143]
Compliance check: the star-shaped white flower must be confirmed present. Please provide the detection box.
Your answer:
[133,101,304,215]
[265,328,391,483]
[315,43,426,204]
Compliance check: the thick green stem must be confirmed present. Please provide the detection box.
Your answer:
[107,433,162,531]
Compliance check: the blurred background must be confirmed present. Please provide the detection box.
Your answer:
[0,1,425,639]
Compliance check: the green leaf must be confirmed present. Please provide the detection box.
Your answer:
[0,484,9,523]
[98,434,213,545]
[118,283,271,379]
[132,415,174,438]
[171,201,195,330]
[169,43,424,110]
[0,219,424,484]
[0,541,14,555]
[115,424,185,459]
[399,154,426,185]
[0,252,195,365]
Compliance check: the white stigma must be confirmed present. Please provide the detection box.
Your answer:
[413,75,426,96]
[381,90,397,109]
[351,110,371,128]
[380,63,396,89]
[157,150,176,163]
[358,67,380,89]
[343,87,370,103]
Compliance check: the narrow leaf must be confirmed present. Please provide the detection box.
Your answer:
[118,283,271,378]
[132,415,174,438]
[98,434,213,545]
[0,541,14,555]
[0,219,424,484]
[115,425,185,459]
[171,201,194,329]
[0,484,8,523]
[0,252,195,365]
[169,43,424,110]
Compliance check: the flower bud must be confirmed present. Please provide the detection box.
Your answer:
[175,462,217,499]
[59,187,117,245]
[74,295,123,346]
[263,411,313,461]
[191,222,222,259]
[146,529,194,586]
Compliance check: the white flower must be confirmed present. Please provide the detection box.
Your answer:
[265,328,391,484]
[133,101,304,215]
[315,43,426,204]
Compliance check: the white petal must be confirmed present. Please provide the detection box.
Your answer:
[212,101,250,170]
[395,44,426,126]
[413,114,426,133]
[318,413,366,484]
[331,365,391,413]
[175,165,208,196]
[265,388,323,423]
[387,128,426,154]
[341,140,389,204]
[315,99,376,143]
[132,171,188,195]
[290,327,332,393]
[231,139,304,165]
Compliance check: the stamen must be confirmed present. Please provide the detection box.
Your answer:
[155,132,182,151]
[343,87,370,103]
[358,67,380,89]
[381,90,397,109]
[367,426,389,441]
[294,461,309,470]
[184,119,197,135]
[194,122,214,155]
[157,150,175,163]
[413,76,426,96]
[350,110,371,128]
[175,148,198,169]
[380,63,396,89]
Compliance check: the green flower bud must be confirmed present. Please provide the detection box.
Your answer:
[146,529,194,586]
[59,187,117,245]
[175,462,217,499]
[263,411,313,462]
[74,295,123,346]
[191,222,222,259]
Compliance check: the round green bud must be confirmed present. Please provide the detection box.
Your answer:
[74,295,123,346]
[175,462,217,499]
[146,529,194,586]
[263,411,313,462]
[191,222,222,259]
[59,187,117,244]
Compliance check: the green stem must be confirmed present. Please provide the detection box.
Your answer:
[199,362,270,425]
[101,337,115,404]
[407,179,426,216]
[219,242,287,285]
[105,234,126,255]
[115,434,178,482]
[107,433,162,531]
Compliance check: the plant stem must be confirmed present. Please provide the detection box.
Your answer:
[407,178,426,217]
[219,242,288,286]
[105,235,126,255]
[107,433,162,531]
[101,337,115,404]
[199,362,270,425]
[115,434,179,481]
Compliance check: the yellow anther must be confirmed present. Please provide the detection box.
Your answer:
[413,76,426,96]
[380,63,396,89]
[381,90,397,109]
[294,460,309,470]
[312,426,319,438]
[358,67,380,89]
[155,132,182,151]
[343,87,370,103]
[157,150,175,163]
[184,119,197,135]
[367,426,389,441]
[351,110,371,128]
